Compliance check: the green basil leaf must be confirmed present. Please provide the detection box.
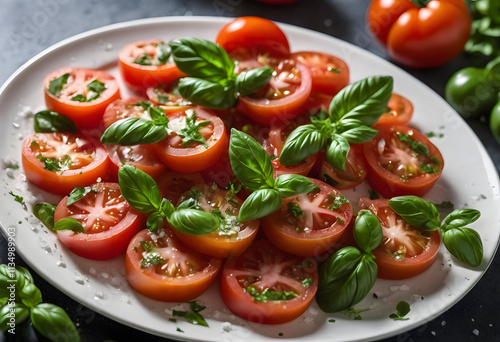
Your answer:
[100,117,167,145]
[177,77,237,108]
[441,209,481,231]
[167,209,219,236]
[48,73,70,96]
[53,217,85,233]
[274,174,318,198]
[329,76,393,126]
[325,134,350,171]
[0,265,28,302]
[170,37,234,82]
[118,165,161,213]
[146,211,165,233]
[442,227,483,267]
[34,110,78,133]
[31,303,80,342]
[67,186,93,206]
[235,66,273,96]
[388,196,440,231]
[353,209,383,254]
[279,124,328,166]
[337,119,379,144]
[20,283,43,309]
[15,266,34,285]
[32,202,57,230]
[0,303,29,332]
[229,129,275,191]
[172,309,209,327]
[317,246,363,289]
[238,188,282,221]
[148,105,168,124]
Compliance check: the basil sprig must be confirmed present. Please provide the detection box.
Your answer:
[228,129,318,221]
[118,165,219,235]
[33,110,78,133]
[169,37,273,108]
[280,76,393,170]
[388,196,483,267]
[316,210,382,313]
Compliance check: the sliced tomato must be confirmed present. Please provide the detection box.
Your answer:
[125,228,222,302]
[237,58,312,125]
[317,144,367,190]
[374,93,414,127]
[155,171,206,206]
[261,178,353,257]
[43,67,121,130]
[220,239,318,324]
[149,106,228,173]
[172,184,259,258]
[54,182,144,260]
[362,125,444,197]
[21,132,110,195]
[359,197,441,279]
[303,92,333,115]
[215,16,290,58]
[102,97,150,129]
[145,83,193,112]
[291,51,349,96]
[105,144,167,181]
[118,39,185,94]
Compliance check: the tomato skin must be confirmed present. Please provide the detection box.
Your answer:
[118,39,185,94]
[54,182,144,260]
[262,178,353,257]
[216,17,290,58]
[149,106,228,173]
[220,240,318,324]
[125,228,222,302]
[155,171,206,204]
[105,144,167,181]
[359,197,441,279]
[317,144,367,190]
[362,125,444,197]
[237,60,312,125]
[374,93,413,127]
[102,97,150,129]
[291,51,349,96]
[368,0,471,68]
[21,132,110,195]
[43,67,121,129]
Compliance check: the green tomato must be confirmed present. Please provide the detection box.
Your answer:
[445,67,500,119]
[490,99,500,144]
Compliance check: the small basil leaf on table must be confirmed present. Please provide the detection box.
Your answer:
[388,195,440,231]
[442,227,483,267]
[274,174,318,198]
[279,124,328,166]
[238,188,283,221]
[101,117,167,145]
[118,165,161,213]
[34,110,78,133]
[441,209,481,231]
[31,303,80,342]
[353,209,383,254]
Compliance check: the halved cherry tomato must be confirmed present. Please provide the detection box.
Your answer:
[118,39,185,94]
[125,228,222,302]
[359,197,441,279]
[149,106,228,173]
[317,144,367,190]
[237,58,312,125]
[215,16,290,58]
[105,144,167,181]
[43,67,121,130]
[220,239,318,324]
[261,178,353,257]
[291,51,349,96]
[155,171,206,207]
[172,184,259,258]
[362,125,444,197]
[102,97,150,129]
[21,132,110,195]
[54,182,144,260]
[374,93,413,127]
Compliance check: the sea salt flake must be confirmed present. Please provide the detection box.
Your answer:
[221,322,232,332]
[473,329,479,336]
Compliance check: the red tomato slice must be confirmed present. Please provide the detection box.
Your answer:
[220,239,318,324]
[149,106,228,173]
[362,125,444,197]
[237,58,312,125]
[374,93,414,127]
[118,39,185,94]
[303,92,333,115]
[54,182,144,260]
[172,184,260,258]
[359,197,441,279]
[215,16,290,58]
[21,132,110,195]
[145,83,193,112]
[43,67,121,130]
[105,144,167,181]
[317,144,367,190]
[155,171,206,207]
[291,51,349,96]
[261,178,353,257]
[125,228,222,302]
[102,97,150,129]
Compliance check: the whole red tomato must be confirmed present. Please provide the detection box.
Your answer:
[367,0,471,69]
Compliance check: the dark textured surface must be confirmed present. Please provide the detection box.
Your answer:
[1,0,499,341]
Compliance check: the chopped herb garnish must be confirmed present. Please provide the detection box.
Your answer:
[342,308,369,320]
[389,301,411,321]
[9,191,24,205]
[177,110,211,148]
[287,202,304,217]
[246,285,299,303]
[71,79,106,102]
[48,73,70,96]
[172,300,209,327]
[328,195,350,211]
[140,240,165,268]
[396,132,429,156]
[328,67,342,73]
[301,278,313,287]
[297,261,312,268]
[37,154,72,173]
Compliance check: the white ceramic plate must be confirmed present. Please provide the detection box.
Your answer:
[1,16,499,342]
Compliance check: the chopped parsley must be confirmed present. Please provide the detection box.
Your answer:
[9,191,24,205]
[328,194,350,211]
[48,73,70,96]
[246,285,299,303]
[140,240,165,268]
[396,132,429,156]
[287,202,303,217]
[389,301,411,321]
[37,154,72,173]
[72,79,106,102]
[178,110,211,148]
[172,300,209,327]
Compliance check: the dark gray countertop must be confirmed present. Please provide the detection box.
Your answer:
[1,0,499,341]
